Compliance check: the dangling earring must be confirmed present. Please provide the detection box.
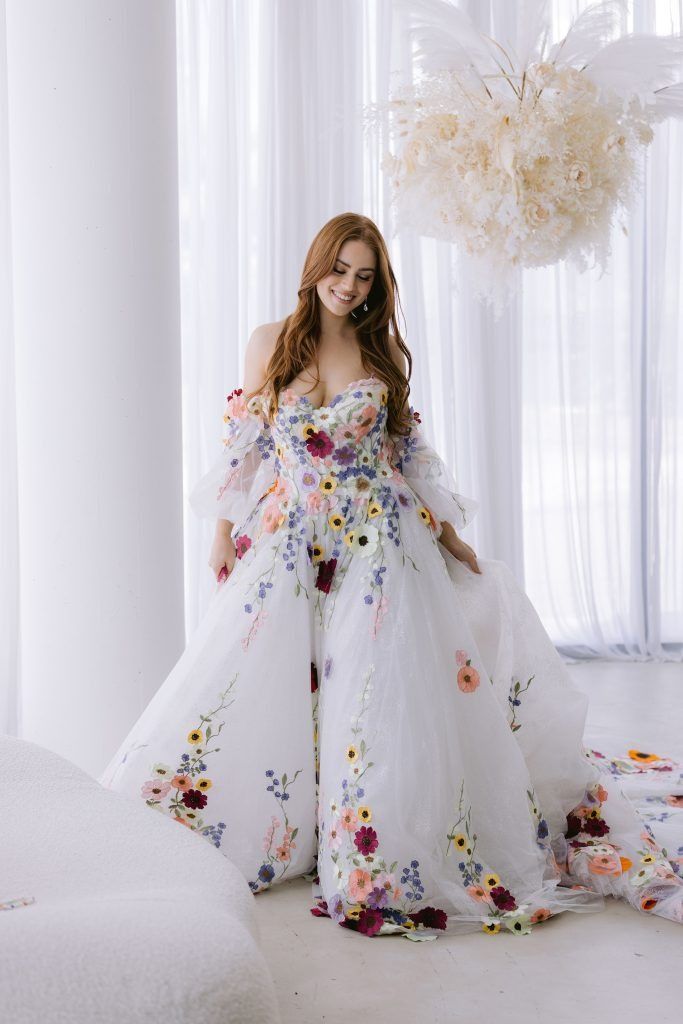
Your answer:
[363,301,368,312]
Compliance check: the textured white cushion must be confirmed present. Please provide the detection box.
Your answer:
[0,735,280,1024]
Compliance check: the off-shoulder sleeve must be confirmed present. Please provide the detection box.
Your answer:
[389,405,479,531]
[188,387,276,529]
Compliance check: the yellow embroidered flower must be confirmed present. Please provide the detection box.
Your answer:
[346,744,359,762]
[367,501,384,518]
[482,921,500,934]
[319,475,337,494]
[343,530,356,548]
[453,833,468,850]
[640,854,655,864]
[301,421,317,440]
[187,729,204,745]
[357,806,372,823]
[311,543,324,563]
[628,749,660,763]
[380,389,388,406]
[275,443,285,460]
[417,505,435,528]
[196,778,212,791]
[346,904,363,920]
[483,872,501,890]
[328,513,346,531]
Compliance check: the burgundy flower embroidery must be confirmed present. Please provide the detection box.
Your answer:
[357,907,383,936]
[311,661,318,693]
[315,558,337,594]
[489,886,518,912]
[354,825,379,855]
[306,430,334,458]
[182,789,208,810]
[408,906,448,930]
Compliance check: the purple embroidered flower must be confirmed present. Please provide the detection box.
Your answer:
[258,863,275,884]
[329,894,345,923]
[367,886,389,910]
[333,445,356,466]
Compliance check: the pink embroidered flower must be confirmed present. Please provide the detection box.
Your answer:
[262,500,284,533]
[340,807,359,831]
[348,868,373,902]
[457,664,480,693]
[587,852,621,875]
[235,534,252,559]
[275,844,291,862]
[262,816,281,852]
[530,908,552,923]
[225,389,249,420]
[141,779,171,801]
[455,649,468,666]
[665,794,683,808]
[466,884,492,904]
[327,819,343,851]
[171,774,192,791]
[351,405,378,440]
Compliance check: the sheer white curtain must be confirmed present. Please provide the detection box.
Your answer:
[177,0,683,662]
[521,0,683,659]
[0,0,19,736]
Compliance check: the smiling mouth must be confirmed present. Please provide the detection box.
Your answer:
[331,289,355,304]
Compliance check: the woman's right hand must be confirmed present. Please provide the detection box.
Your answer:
[209,524,237,583]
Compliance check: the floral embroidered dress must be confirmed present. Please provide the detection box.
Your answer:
[100,375,683,939]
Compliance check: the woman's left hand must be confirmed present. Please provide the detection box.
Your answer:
[437,521,481,574]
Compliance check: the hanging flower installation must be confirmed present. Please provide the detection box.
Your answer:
[364,0,683,315]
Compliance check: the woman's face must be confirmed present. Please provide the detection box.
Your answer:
[316,239,376,319]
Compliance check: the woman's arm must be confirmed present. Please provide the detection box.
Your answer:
[207,324,279,581]
[387,337,481,574]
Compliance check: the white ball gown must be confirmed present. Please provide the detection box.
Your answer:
[100,375,683,939]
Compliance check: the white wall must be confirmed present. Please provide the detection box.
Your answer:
[6,0,184,776]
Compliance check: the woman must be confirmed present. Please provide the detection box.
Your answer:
[101,213,683,938]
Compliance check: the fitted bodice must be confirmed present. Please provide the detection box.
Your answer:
[270,376,398,508]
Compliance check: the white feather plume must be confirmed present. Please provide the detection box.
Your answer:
[546,0,627,68]
[585,34,683,103]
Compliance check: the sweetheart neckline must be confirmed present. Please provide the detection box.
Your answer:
[280,375,383,413]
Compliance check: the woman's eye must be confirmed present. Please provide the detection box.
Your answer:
[334,267,371,281]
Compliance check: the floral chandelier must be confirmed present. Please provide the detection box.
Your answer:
[364,0,683,315]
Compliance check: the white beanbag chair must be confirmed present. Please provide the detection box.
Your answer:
[0,735,280,1024]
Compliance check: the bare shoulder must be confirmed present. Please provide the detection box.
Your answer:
[244,319,287,389]
[248,319,286,362]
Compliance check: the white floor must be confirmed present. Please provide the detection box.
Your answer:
[253,661,683,1024]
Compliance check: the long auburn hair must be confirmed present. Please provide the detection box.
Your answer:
[249,212,413,437]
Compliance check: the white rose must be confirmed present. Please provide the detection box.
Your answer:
[567,162,592,190]
[525,199,550,226]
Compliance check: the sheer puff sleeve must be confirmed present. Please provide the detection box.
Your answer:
[388,405,479,533]
[188,387,276,531]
